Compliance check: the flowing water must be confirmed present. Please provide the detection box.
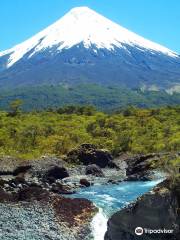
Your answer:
[71,179,162,240]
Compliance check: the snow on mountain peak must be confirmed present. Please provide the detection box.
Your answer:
[69,6,94,14]
[0,6,178,68]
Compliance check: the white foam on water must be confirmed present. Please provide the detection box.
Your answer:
[141,179,163,187]
[97,194,116,202]
[91,208,108,240]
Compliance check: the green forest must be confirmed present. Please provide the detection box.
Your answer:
[0,104,179,160]
[0,84,180,111]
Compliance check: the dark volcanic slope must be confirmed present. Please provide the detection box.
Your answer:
[0,43,180,89]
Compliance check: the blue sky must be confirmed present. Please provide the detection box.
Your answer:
[0,0,179,53]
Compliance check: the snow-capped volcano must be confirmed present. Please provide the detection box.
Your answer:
[0,6,178,68]
[0,6,180,90]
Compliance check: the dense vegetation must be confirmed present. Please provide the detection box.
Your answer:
[0,84,180,111]
[0,105,179,159]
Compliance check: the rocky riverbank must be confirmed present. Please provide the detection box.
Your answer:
[105,179,180,240]
[0,187,97,240]
[0,144,178,239]
[0,144,167,196]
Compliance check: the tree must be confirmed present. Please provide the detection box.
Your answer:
[9,99,23,117]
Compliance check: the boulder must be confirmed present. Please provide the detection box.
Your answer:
[52,196,97,227]
[0,178,8,187]
[107,179,119,184]
[0,156,69,183]
[85,164,104,177]
[80,178,91,187]
[10,176,28,186]
[126,174,151,181]
[13,165,32,176]
[44,166,69,182]
[67,144,113,167]
[51,182,75,194]
[125,153,159,180]
[18,186,50,202]
[0,188,18,202]
[105,180,180,240]
[27,156,69,181]
[107,161,119,169]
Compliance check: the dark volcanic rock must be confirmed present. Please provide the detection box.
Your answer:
[13,165,32,176]
[18,186,50,202]
[0,181,97,239]
[126,174,151,181]
[51,182,75,194]
[107,161,119,169]
[7,177,28,190]
[0,188,17,202]
[67,144,113,167]
[11,176,27,185]
[85,164,104,177]
[126,154,156,174]
[0,157,32,178]
[28,156,66,178]
[0,156,68,180]
[105,180,180,240]
[1,34,180,91]
[52,196,97,227]
[124,153,160,180]
[44,166,69,182]
[0,178,8,187]
[80,178,91,187]
[0,156,71,195]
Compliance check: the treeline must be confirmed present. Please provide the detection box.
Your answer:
[0,105,179,159]
[0,84,180,112]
